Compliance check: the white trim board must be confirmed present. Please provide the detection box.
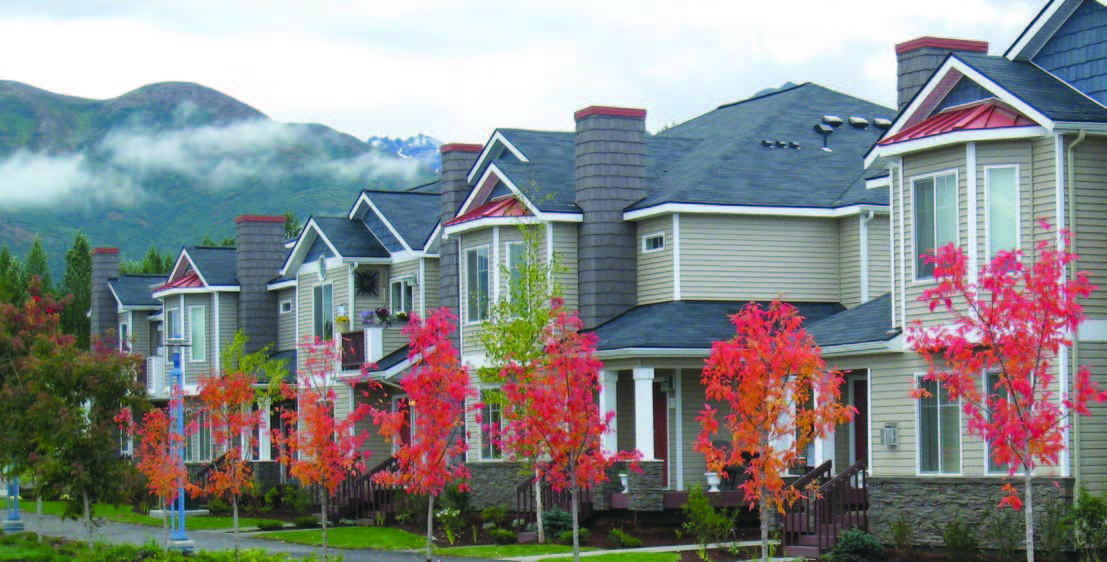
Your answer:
[624,203,888,221]
[467,130,528,184]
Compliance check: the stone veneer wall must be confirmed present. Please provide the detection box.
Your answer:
[868,477,1074,548]
[466,461,531,510]
[599,460,665,512]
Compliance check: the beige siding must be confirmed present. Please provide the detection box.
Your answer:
[496,226,525,299]
[891,165,902,328]
[390,259,420,314]
[680,215,839,301]
[355,385,397,462]
[868,215,891,301]
[460,229,493,356]
[130,311,152,357]
[1079,342,1107,493]
[637,216,674,305]
[839,216,862,308]
[1072,137,1107,317]
[680,369,707,490]
[551,223,579,310]
[1031,136,1058,255]
[333,383,353,422]
[182,293,214,386]
[422,259,440,314]
[277,288,296,351]
[296,264,350,376]
[353,265,389,322]
[217,292,237,365]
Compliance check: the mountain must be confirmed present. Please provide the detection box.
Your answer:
[367,134,442,171]
[0,80,438,275]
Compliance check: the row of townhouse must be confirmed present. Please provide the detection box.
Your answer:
[89,0,1107,552]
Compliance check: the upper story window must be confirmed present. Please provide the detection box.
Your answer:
[506,241,527,301]
[642,232,665,254]
[986,166,1019,258]
[466,246,490,323]
[917,377,960,475]
[166,308,181,341]
[189,306,206,363]
[480,388,503,460]
[391,279,415,314]
[279,300,293,315]
[913,172,958,280]
[119,322,130,354]
[314,284,334,341]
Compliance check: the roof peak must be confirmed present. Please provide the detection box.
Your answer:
[716,81,812,110]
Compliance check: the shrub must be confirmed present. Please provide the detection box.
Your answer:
[207,496,230,515]
[941,515,979,560]
[559,528,591,545]
[681,486,731,550]
[608,528,643,549]
[264,486,282,510]
[490,528,518,545]
[1074,486,1107,561]
[481,505,509,527]
[984,509,1022,561]
[1040,495,1072,562]
[436,507,464,545]
[543,508,573,539]
[442,483,471,514]
[293,515,320,529]
[284,485,312,516]
[823,527,884,562]
[889,514,913,552]
[255,520,286,532]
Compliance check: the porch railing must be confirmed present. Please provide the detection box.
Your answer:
[515,475,593,525]
[322,455,400,522]
[782,459,868,555]
[341,331,365,371]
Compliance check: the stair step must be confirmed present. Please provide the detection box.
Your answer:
[784,545,821,558]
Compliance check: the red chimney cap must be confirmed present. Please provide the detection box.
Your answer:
[92,247,120,255]
[574,106,647,121]
[235,215,286,224]
[440,143,484,154]
[896,37,988,56]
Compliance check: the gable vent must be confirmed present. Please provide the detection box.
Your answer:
[873,118,892,129]
[823,115,843,127]
[849,116,870,128]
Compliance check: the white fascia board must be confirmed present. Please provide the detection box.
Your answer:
[623,203,888,221]
[297,255,348,277]
[819,337,903,358]
[466,130,528,184]
[121,305,162,312]
[543,212,583,222]
[1005,0,1078,61]
[444,216,543,237]
[865,176,891,190]
[1053,122,1107,133]
[347,192,372,220]
[358,194,412,252]
[423,223,442,251]
[278,218,344,277]
[457,163,543,219]
[267,279,296,291]
[866,126,1049,167]
[107,282,126,309]
[595,348,711,360]
[152,286,240,300]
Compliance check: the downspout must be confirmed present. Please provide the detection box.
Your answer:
[1067,130,1087,490]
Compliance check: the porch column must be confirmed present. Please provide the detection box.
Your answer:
[366,326,384,363]
[258,397,272,461]
[633,367,655,460]
[598,370,618,455]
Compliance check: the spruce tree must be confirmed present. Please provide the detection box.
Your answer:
[22,237,52,294]
[0,246,23,305]
[61,232,92,348]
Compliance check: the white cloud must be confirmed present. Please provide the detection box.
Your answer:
[0,151,140,208]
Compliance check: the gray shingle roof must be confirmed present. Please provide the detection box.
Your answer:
[406,180,441,194]
[591,300,846,351]
[186,247,238,286]
[109,275,167,307]
[312,216,390,259]
[367,344,410,379]
[806,293,898,347]
[954,52,1107,123]
[359,190,440,249]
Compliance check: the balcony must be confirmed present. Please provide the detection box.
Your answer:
[146,352,168,399]
[341,331,366,372]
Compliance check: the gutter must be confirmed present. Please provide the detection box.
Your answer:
[1067,129,1087,489]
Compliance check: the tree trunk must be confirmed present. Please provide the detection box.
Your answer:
[232,494,241,562]
[571,481,580,562]
[162,497,169,550]
[1025,470,1035,562]
[83,491,93,543]
[425,494,435,562]
[535,469,545,544]
[34,474,42,515]
[760,488,769,562]
[322,492,329,562]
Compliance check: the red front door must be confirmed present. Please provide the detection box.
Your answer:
[653,384,668,485]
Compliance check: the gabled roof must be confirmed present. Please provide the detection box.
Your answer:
[355,190,441,250]
[108,275,167,308]
[446,196,530,226]
[954,52,1107,123]
[185,247,239,286]
[1005,0,1084,61]
[312,217,390,259]
[805,293,898,347]
[878,100,1037,146]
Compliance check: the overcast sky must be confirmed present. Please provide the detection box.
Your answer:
[0,0,1043,142]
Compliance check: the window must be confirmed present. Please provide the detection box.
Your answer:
[390,279,415,313]
[506,241,527,301]
[185,410,213,462]
[918,378,960,474]
[166,309,181,341]
[642,233,665,253]
[913,172,958,279]
[986,166,1019,258]
[189,306,206,362]
[279,300,293,314]
[480,389,503,460]
[314,284,334,340]
[119,322,130,353]
[985,371,1022,474]
[466,246,490,323]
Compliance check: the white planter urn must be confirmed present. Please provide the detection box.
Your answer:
[618,473,629,494]
[705,472,721,493]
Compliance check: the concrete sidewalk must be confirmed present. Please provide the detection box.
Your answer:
[506,540,794,561]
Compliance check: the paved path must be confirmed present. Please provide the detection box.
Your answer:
[16,512,492,562]
[506,540,789,561]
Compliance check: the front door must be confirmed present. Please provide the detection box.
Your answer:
[851,377,868,466]
[653,384,669,485]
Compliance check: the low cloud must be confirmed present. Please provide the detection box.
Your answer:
[0,151,141,208]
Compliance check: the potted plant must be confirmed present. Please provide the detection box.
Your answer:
[704,472,722,493]
[395,311,410,322]
[375,307,391,328]
[335,315,350,331]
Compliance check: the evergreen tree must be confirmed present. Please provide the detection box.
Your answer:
[120,246,175,275]
[284,211,301,240]
[0,246,23,305]
[22,237,53,294]
[61,232,92,348]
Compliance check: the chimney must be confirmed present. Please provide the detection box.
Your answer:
[896,37,988,112]
[574,105,648,329]
[439,143,483,333]
[235,215,287,354]
[90,247,121,347]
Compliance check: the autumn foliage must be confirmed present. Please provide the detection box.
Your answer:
[909,222,1107,561]
[696,300,852,562]
[133,408,187,547]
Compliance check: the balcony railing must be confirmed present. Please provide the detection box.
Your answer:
[146,353,168,399]
[341,331,366,371]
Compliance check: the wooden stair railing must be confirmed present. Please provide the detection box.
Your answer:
[782,459,868,558]
[515,475,593,525]
[319,455,400,522]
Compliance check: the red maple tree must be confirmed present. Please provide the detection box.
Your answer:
[499,306,637,562]
[372,309,475,562]
[695,300,853,562]
[133,408,188,549]
[909,221,1107,561]
[277,336,375,561]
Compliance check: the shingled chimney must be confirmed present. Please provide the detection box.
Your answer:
[439,143,483,331]
[90,247,121,347]
[235,215,287,354]
[896,37,989,112]
[574,106,648,330]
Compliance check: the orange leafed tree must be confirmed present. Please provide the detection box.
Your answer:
[695,300,853,562]
[909,221,1107,562]
[133,408,188,549]
[372,309,476,562]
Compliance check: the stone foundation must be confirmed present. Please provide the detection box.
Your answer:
[466,461,531,510]
[868,476,1074,548]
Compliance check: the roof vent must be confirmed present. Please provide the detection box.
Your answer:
[775,140,787,147]
[849,116,870,128]
[789,141,801,149]
[873,118,892,129]
[823,115,843,127]
[821,146,833,152]
[814,123,834,135]
[761,139,773,146]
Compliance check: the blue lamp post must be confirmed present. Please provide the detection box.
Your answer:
[3,473,23,533]
[166,348,194,553]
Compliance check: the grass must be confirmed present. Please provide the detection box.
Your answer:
[260,526,425,550]
[437,543,598,558]
[0,545,62,561]
[34,500,284,531]
[539,554,680,562]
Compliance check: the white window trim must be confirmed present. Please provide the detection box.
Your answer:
[390,278,415,313]
[119,320,130,353]
[910,169,960,283]
[314,283,334,340]
[479,386,505,461]
[915,374,963,476]
[188,305,207,363]
[505,240,526,302]
[641,232,666,254]
[279,299,293,315]
[166,308,182,341]
[983,164,1021,261]
[982,370,1026,476]
[465,244,491,325]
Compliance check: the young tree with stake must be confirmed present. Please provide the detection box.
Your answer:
[132,408,189,549]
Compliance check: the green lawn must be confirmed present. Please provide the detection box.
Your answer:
[437,544,597,558]
[259,526,425,550]
[35,500,284,531]
[540,554,680,562]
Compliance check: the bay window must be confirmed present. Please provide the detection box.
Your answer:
[189,306,206,362]
[913,172,958,279]
[986,166,1019,258]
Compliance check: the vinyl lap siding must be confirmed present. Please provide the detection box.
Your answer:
[839,216,862,308]
[637,216,674,305]
[390,259,420,313]
[1079,343,1107,493]
[1072,137,1107,317]
[681,215,839,302]
[976,141,1032,265]
[551,223,579,310]
[183,293,214,386]
[460,229,493,357]
[353,265,389,322]
[277,288,296,351]
[296,266,350,376]
[422,259,440,313]
[868,215,891,301]
[218,292,237,362]
[130,311,151,357]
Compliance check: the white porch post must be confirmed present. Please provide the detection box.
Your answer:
[258,397,272,462]
[366,326,384,363]
[633,367,655,460]
[599,370,618,455]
